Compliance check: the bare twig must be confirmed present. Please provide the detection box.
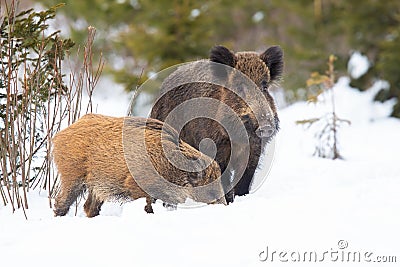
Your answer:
[0,1,103,216]
[296,55,350,160]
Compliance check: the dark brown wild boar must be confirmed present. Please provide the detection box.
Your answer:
[150,45,283,203]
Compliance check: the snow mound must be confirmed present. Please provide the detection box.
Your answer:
[347,51,370,79]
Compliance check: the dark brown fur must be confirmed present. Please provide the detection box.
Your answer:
[150,45,283,203]
[52,114,226,217]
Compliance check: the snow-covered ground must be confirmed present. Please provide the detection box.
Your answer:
[1,74,399,266]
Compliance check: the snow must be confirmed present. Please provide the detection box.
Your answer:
[1,76,399,267]
[348,52,370,79]
[83,76,133,116]
[252,11,265,23]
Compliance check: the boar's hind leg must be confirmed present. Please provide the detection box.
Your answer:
[54,177,85,216]
[84,190,104,218]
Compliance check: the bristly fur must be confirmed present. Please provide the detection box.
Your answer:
[52,114,226,217]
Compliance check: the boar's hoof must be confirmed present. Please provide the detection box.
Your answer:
[54,207,69,217]
[144,204,154,214]
[163,202,177,211]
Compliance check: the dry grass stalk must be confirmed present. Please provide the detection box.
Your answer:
[0,0,104,217]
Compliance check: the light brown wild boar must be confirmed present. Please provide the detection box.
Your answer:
[52,114,226,217]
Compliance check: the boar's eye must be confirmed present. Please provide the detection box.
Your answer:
[242,114,251,122]
[261,80,269,91]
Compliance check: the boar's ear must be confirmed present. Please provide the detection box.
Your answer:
[260,46,284,82]
[209,45,236,79]
[209,45,236,67]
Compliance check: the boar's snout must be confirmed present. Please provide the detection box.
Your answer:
[255,124,275,139]
[211,196,227,206]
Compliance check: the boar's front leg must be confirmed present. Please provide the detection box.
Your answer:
[144,196,154,213]
[234,139,262,196]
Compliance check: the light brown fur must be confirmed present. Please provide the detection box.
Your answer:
[52,114,226,217]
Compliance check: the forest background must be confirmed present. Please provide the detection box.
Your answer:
[29,0,400,118]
